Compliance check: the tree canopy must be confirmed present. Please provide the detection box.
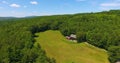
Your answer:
[0,10,120,63]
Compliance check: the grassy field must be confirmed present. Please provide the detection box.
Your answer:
[34,30,110,63]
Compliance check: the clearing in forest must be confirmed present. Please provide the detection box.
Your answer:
[34,30,109,63]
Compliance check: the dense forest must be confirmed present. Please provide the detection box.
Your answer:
[0,10,120,63]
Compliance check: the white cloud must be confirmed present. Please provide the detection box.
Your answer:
[10,4,21,8]
[99,7,111,11]
[100,3,120,7]
[100,1,120,10]
[30,1,38,5]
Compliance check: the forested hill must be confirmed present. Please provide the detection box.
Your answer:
[0,17,16,21]
[0,10,120,63]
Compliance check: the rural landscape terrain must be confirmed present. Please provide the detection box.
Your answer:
[0,10,120,63]
[35,30,109,63]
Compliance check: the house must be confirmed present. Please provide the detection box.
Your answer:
[66,34,77,43]
[66,36,71,40]
[66,34,76,40]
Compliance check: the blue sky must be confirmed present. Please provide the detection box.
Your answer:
[0,0,120,17]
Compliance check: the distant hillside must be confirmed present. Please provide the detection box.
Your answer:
[0,17,16,21]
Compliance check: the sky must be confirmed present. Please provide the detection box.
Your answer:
[0,0,120,17]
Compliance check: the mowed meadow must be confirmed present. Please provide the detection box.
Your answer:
[34,30,110,63]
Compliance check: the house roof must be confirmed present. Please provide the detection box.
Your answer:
[70,34,76,38]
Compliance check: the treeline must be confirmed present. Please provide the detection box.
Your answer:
[0,10,120,63]
[0,18,56,63]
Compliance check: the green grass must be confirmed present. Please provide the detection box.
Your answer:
[34,30,110,63]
